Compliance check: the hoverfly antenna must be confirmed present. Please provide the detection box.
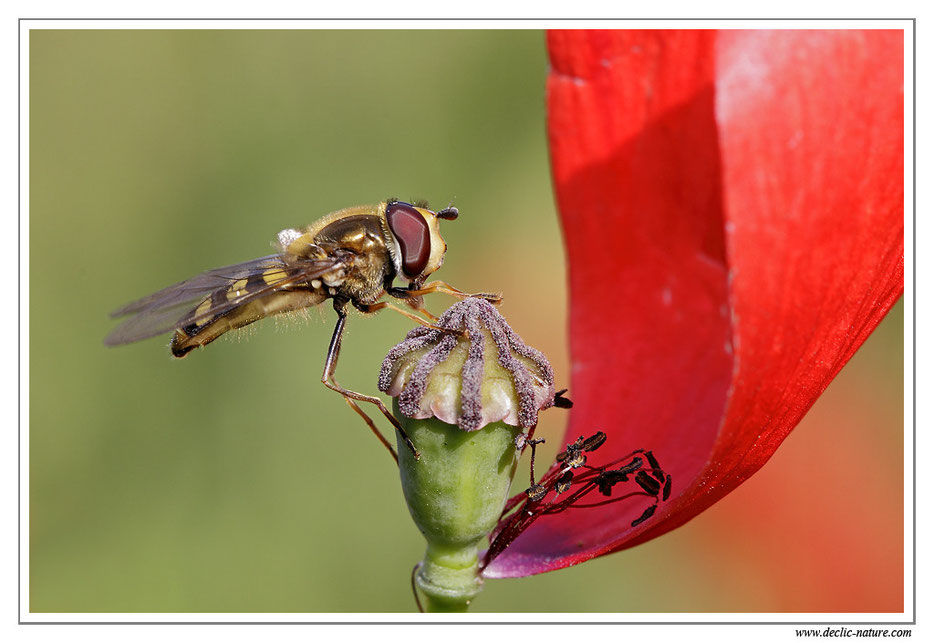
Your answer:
[436,205,458,220]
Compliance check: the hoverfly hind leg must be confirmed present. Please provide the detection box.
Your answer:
[321,301,420,461]
[342,396,399,465]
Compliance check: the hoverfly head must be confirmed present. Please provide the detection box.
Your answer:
[384,200,455,282]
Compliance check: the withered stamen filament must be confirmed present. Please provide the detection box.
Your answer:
[481,436,674,571]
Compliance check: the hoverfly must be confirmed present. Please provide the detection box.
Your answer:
[105,199,497,461]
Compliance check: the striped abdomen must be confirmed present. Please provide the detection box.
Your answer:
[170,271,328,358]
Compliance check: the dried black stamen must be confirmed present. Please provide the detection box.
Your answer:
[555,431,605,469]
[481,435,674,571]
[526,484,547,502]
[555,470,574,494]
[630,504,657,527]
[597,470,629,496]
[564,450,586,468]
[556,435,581,461]
[526,437,545,486]
[618,457,643,476]
[581,431,606,452]
[635,470,661,496]
[644,450,665,483]
[553,389,574,409]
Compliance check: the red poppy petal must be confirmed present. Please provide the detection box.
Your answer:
[484,29,903,579]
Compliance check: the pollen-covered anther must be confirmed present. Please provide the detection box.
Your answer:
[581,431,606,451]
[556,435,594,468]
[554,470,574,494]
[378,297,555,431]
[526,484,547,502]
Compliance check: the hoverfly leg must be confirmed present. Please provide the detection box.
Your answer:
[341,396,399,465]
[405,280,502,305]
[385,287,439,320]
[412,302,438,322]
[355,300,451,334]
[394,290,438,322]
[322,301,420,460]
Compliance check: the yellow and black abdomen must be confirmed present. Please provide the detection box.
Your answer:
[170,271,327,358]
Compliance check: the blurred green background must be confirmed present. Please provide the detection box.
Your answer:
[29,29,904,614]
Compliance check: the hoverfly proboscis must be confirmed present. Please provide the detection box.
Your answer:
[105,199,500,462]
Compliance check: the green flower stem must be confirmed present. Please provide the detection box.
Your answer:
[417,544,480,613]
[395,401,523,612]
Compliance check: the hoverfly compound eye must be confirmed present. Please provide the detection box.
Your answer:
[386,201,432,278]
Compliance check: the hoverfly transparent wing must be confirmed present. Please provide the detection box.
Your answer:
[105,253,343,347]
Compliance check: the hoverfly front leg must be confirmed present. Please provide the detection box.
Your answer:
[358,299,468,341]
[389,280,502,305]
[321,299,420,461]
[384,279,500,330]
[355,299,446,331]
[404,294,438,322]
